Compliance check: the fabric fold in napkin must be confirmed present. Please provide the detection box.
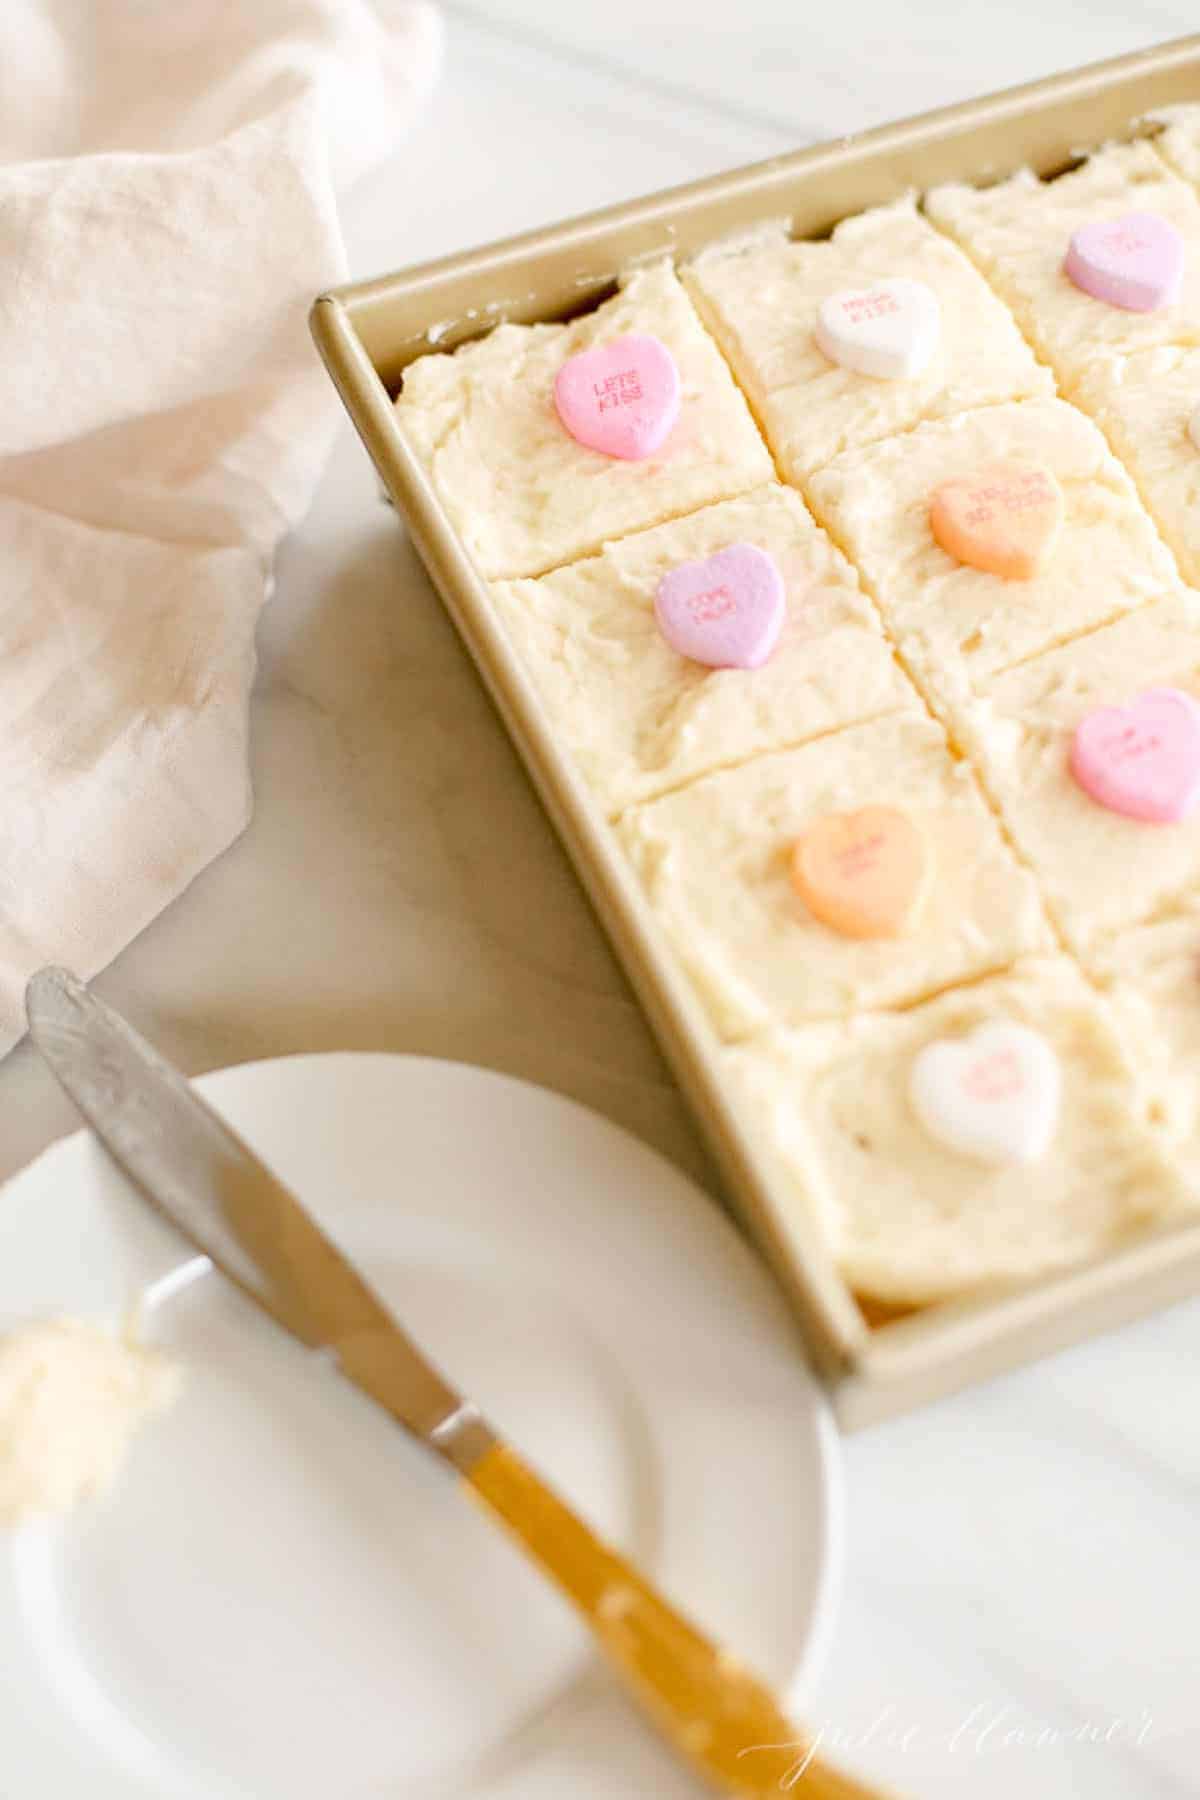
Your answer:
[0,0,442,1047]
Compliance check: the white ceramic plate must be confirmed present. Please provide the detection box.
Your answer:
[0,1053,841,1799]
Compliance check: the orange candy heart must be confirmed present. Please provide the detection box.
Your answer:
[929,460,1063,580]
[791,806,930,940]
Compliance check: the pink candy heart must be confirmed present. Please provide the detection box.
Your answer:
[1064,212,1184,313]
[1069,687,1200,823]
[654,543,785,670]
[553,333,680,460]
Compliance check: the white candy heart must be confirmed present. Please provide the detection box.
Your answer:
[1188,401,1200,453]
[908,1022,1061,1167]
[814,277,941,380]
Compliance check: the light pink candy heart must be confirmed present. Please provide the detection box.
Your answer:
[1069,686,1200,822]
[553,333,680,460]
[653,543,785,670]
[1064,211,1184,313]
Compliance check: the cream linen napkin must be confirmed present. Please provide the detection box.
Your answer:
[0,1,442,1048]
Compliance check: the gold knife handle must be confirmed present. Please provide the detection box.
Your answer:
[465,1441,895,1799]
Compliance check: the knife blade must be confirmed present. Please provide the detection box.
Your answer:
[25,967,892,1800]
[24,966,494,1473]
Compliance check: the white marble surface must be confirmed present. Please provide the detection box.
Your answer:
[7,7,1200,1795]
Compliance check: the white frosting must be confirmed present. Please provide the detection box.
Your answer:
[1071,346,1200,587]
[926,142,1200,388]
[1148,107,1200,190]
[618,711,1052,1039]
[1088,904,1200,1187]
[394,262,772,580]
[0,1317,179,1528]
[959,592,1200,952]
[807,399,1178,725]
[724,957,1192,1304]
[683,196,1049,482]
[492,485,915,817]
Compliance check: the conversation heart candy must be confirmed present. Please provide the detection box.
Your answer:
[1064,212,1184,313]
[553,334,680,460]
[814,277,941,380]
[909,1022,1061,1167]
[653,543,785,669]
[1188,401,1200,453]
[1069,686,1200,823]
[791,806,930,940]
[929,459,1063,580]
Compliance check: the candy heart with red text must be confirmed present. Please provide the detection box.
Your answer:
[1069,686,1200,823]
[814,277,940,380]
[1064,212,1184,313]
[929,460,1062,580]
[791,807,930,940]
[909,1023,1061,1167]
[653,543,785,669]
[553,334,680,460]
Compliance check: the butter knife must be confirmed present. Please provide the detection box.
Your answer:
[26,968,891,1800]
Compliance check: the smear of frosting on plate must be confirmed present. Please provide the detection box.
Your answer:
[0,1316,179,1527]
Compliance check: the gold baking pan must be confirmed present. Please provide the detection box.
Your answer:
[312,34,1200,1429]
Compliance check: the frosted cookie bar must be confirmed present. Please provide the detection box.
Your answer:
[961,592,1200,952]
[682,198,1050,482]
[724,957,1190,1304]
[1089,908,1200,1186]
[926,141,1200,390]
[617,711,1052,1040]
[1152,106,1200,188]
[1072,347,1200,586]
[492,485,914,817]
[394,264,772,580]
[807,399,1176,726]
